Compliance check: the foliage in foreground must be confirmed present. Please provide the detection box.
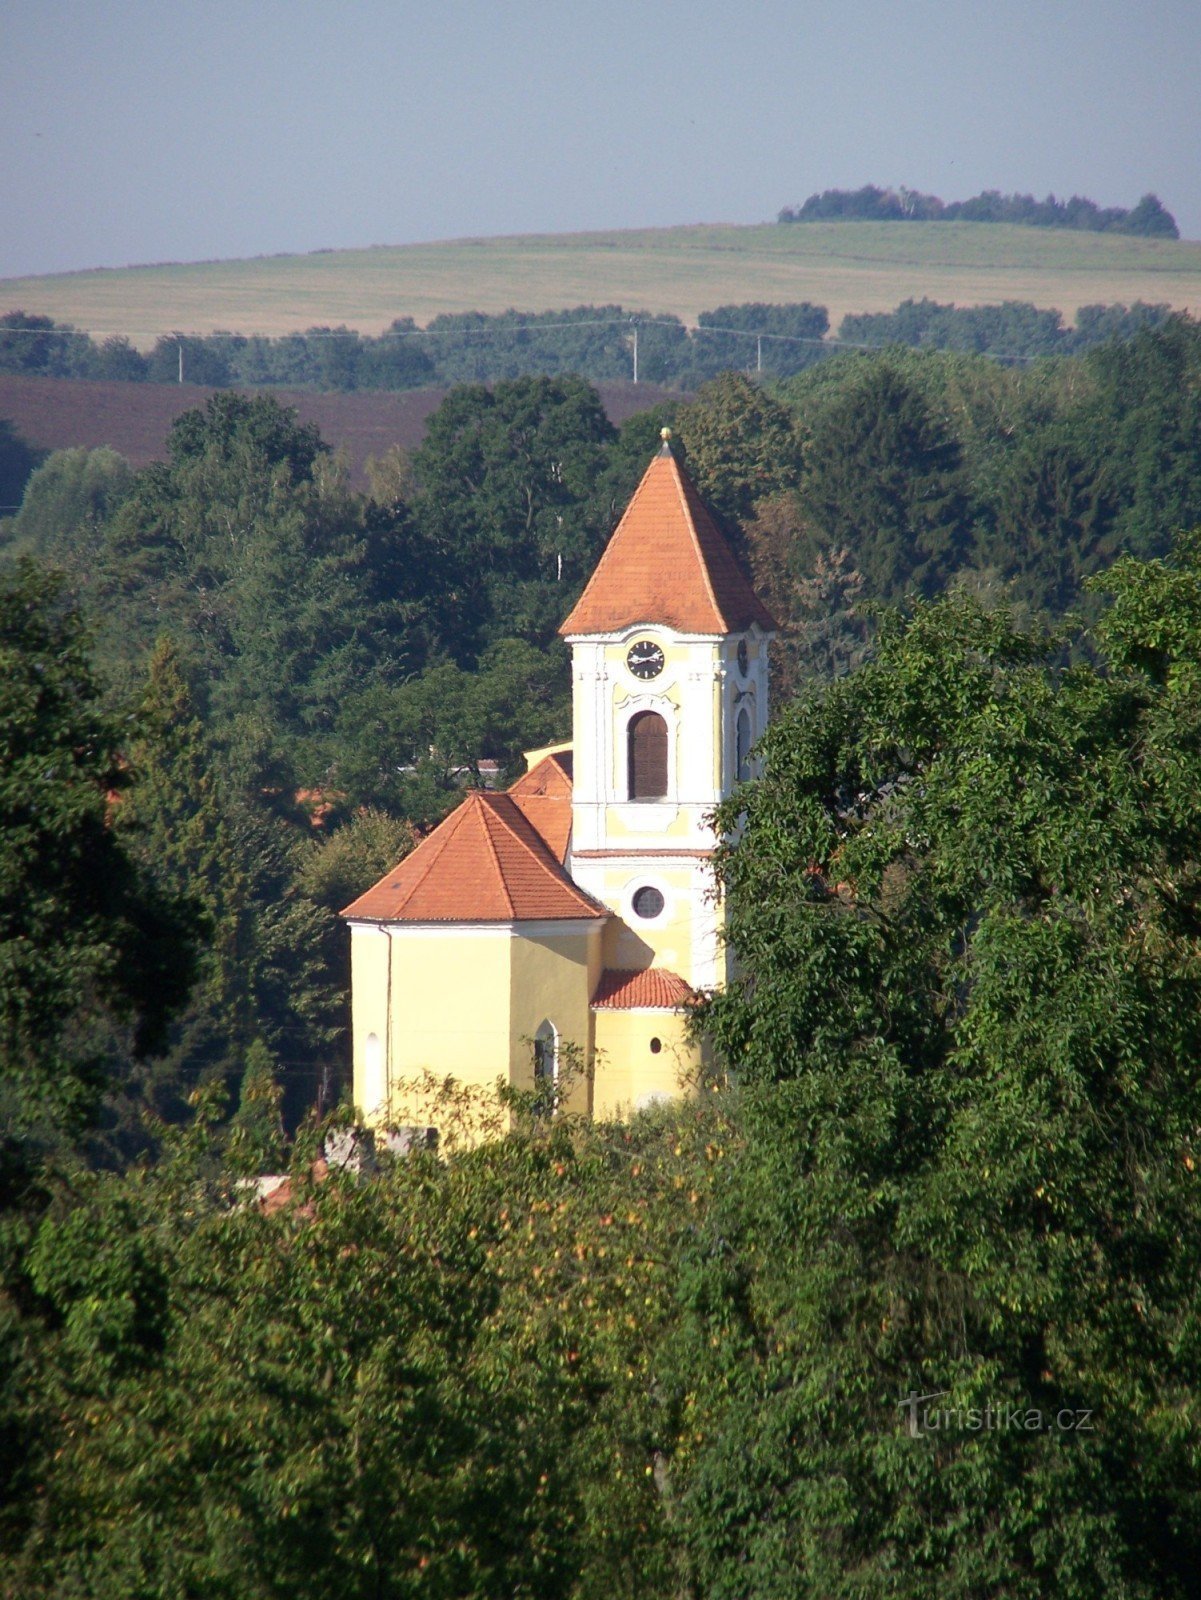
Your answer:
[4,1087,731,1599]
[689,533,1201,1596]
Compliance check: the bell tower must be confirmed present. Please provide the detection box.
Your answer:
[559,431,776,990]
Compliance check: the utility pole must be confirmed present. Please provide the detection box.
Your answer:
[631,323,638,384]
[178,340,184,384]
[756,335,762,374]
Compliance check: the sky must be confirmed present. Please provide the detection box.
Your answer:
[2,0,1200,280]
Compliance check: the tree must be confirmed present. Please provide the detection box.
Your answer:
[0,312,94,378]
[146,332,232,386]
[338,637,571,822]
[680,541,1201,1596]
[0,564,194,1154]
[675,373,804,532]
[115,638,346,1127]
[1,446,132,572]
[91,392,416,761]
[408,375,618,658]
[796,359,969,598]
[1118,193,1179,238]
[694,302,830,378]
[0,419,43,526]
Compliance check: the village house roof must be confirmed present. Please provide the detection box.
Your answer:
[559,437,778,637]
[341,758,603,925]
[591,967,697,1010]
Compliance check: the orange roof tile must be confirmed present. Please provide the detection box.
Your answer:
[507,752,573,863]
[591,967,697,1009]
[559,444,777,637]
[341,789,605,924]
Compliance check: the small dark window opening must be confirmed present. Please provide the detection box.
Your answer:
[533,1021,557,1085]
[628,711,668,800]
[736,705,753,783]
[649,1037,663,1055]
[632,885,665,920]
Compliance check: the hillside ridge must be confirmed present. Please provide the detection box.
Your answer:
[3,221,1200,349]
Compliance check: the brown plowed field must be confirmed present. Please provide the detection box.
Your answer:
[0,376,684,490]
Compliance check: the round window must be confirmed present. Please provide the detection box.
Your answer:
[632,885,665,920]
[649,1037,663,1055]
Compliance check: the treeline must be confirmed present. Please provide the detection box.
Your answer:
[779,183,1180,236]
[0,295,1179,394]
[0,303,832,389]
[838,296,1172,359]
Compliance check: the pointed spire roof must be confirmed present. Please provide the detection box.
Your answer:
[560,434,777,637]
[341,787,604,924]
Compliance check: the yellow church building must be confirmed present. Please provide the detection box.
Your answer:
[341,433,776,1125]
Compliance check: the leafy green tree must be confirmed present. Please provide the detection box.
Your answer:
[694,301,829,377]
[6,1073,739,1599]
[796,358,969,597]
[0,565,194,1154]
[226,1038,286,1174]
[675,372,804,532]
[0,419,43,525]
[10,1102,593,1598]
[408,375,618,658]
[1118,193,1179,237]
[681,540,1201,1597]
[339,638,571,823]
[115,638,344,1127]
[1,446,132,572]
[90,334,149,381]
[1081,316,1201,559]
[0,312,95,378]
[92,393,417,764]
[294,807,417,914]
[146,332,232,386]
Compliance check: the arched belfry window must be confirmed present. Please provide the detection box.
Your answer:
[533,1020,558,1085]
[628,711,668,801]
[736,705,753,783]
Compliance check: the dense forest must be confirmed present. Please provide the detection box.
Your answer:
[778,184,1180,236]
[3,314,1201,1593]
[0,294,1178,390]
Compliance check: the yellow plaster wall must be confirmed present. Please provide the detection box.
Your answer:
[349,926,392,1119]
[388,932,513,1086]
[365,930,513,1132]
[352,923,604,1135]
[508,926,605,1116]
[598,861,712,976]
[593,1009,700,1120]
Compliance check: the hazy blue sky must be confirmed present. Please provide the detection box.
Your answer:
[3,0,1199,279]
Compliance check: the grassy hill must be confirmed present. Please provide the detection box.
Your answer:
[3,223,1201,349]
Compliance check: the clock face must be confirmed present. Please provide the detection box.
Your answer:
[627,639,665,680]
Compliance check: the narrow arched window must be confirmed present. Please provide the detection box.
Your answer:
[736,705,752,783]
[363,1031,385,1117]
[533,1020,558,1086]
[628,711,668,801]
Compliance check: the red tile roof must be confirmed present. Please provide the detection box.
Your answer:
[341,787,605,924]
[591,967,697,1009]
[559,444,777,637]
[506,753,573,864]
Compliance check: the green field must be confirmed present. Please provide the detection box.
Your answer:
[4,222,1201,348]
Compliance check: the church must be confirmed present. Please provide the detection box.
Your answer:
[341,432,776,1124]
